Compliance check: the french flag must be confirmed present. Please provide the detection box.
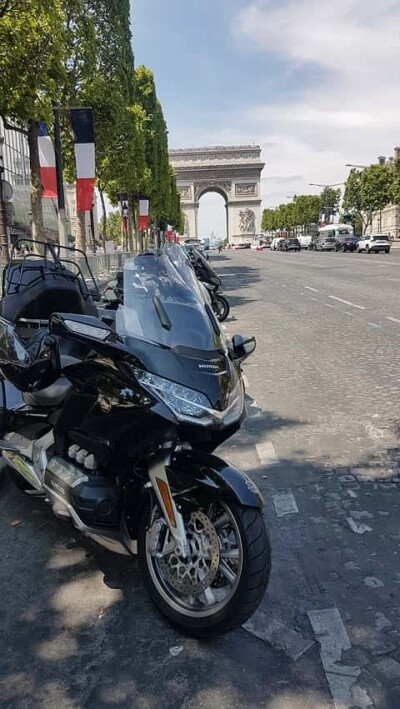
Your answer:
[70,108,95,212]
[138,197,149,231]
[38,122,57,198]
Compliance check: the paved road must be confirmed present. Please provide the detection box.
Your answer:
[216,249,400,709]
[1,249,400,708]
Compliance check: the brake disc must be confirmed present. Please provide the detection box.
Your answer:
[159,510,220,596]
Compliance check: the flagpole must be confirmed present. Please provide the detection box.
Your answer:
[52,103,68,248]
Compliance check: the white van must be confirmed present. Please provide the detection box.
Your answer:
[298,234,312,249]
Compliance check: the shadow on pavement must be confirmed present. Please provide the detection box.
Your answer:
[0,461,332,709]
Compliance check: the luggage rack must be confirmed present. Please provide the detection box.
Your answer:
[3,239,100,301]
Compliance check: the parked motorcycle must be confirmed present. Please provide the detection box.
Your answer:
[0,247,270,637]
[186,248,230,322]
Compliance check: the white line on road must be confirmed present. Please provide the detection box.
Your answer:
[243,610,314,661]
[386,316,400,325]
[308,608,371,709]
[256,440,279,466]
[325,303,336,308]
[328,295,365,310]
[368,322,381,329]
[272,492,299,517]
[305,286,319,293]
[344,311,355,317]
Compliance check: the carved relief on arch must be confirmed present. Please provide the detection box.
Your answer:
[194,181,232,202]
[179,185,192,201]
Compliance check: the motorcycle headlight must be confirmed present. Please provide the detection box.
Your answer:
[134,369,244,426]
[134,369,212,419]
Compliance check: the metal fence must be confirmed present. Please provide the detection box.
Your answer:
[77,251,134,284]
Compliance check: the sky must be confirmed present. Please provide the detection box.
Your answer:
[131,0,400,238]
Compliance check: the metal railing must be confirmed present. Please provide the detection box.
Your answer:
[77,251,134,283]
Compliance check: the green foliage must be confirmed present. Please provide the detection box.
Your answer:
[98,211,121,244]
[262,194,322,232]
[0,0,181,245]
[0,0,66,122]
[319,187,341,211]
[344,164,393,233]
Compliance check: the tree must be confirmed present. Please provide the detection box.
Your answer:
[98,211,121,245]
[343,164,393,233]
[319,187,341,211]
[0,0,66,242]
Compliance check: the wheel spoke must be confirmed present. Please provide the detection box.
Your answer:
[220,548,240,560]
[219,560,237,585]
[214,513,230,529]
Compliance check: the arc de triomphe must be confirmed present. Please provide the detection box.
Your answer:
[169,145,264,244]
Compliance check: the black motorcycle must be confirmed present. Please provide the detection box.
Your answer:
[186,248,230,322]
[0,246,270,637]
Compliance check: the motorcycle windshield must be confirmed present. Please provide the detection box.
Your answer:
[115,253,224,352]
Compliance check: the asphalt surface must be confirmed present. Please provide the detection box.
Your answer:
[1,249,400,708]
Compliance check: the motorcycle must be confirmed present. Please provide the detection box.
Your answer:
[186,248,230,322]
[0,247,270,637]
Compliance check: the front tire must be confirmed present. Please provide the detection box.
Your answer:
[139,500,271,638]
[214,295,230,322]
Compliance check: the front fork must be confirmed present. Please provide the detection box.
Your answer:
[148,451,189,557]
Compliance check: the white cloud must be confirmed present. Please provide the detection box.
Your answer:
[229,0,400,206]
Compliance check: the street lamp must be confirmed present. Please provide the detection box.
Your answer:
[345,163,368,169]
[309,182,345,188]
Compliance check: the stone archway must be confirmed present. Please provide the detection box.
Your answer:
[169,145,265,244]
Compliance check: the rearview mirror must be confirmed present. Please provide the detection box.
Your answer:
[231,334,256,362]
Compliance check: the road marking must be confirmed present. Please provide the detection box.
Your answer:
[387,316,400,325]
[305,286,319,293]
[325,303,335,308]
[272,491,299,517]
[344,311,355,317]
[256,440,279,466]
[310,297,318,301]
[243,610,314,661]
[368,322,381,329]
[328,295,365,310]
[308,608,371,709]
[299,292,305,296]
[281,284,287,288]
[218,273,238,277]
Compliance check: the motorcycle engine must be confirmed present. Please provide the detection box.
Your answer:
[44,448,120,528]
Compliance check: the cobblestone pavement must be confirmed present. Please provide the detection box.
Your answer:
[1,249,400,707]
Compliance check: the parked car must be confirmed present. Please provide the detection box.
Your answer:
[315,236,337,251]
[308,234,320,251]
[281,237,300,252]
[271,237,285,251]
[356,234,391,254]
[335,235,359,252]
[298,234,312,249]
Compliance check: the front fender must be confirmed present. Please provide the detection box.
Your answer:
[168,449,264,509]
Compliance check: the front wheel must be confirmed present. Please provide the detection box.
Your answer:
[214,295,230,322]
[139,500,271,637]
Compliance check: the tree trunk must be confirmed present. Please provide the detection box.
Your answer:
[99,188,107,251]
[27,120,44,245]
[76,211,86,252]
